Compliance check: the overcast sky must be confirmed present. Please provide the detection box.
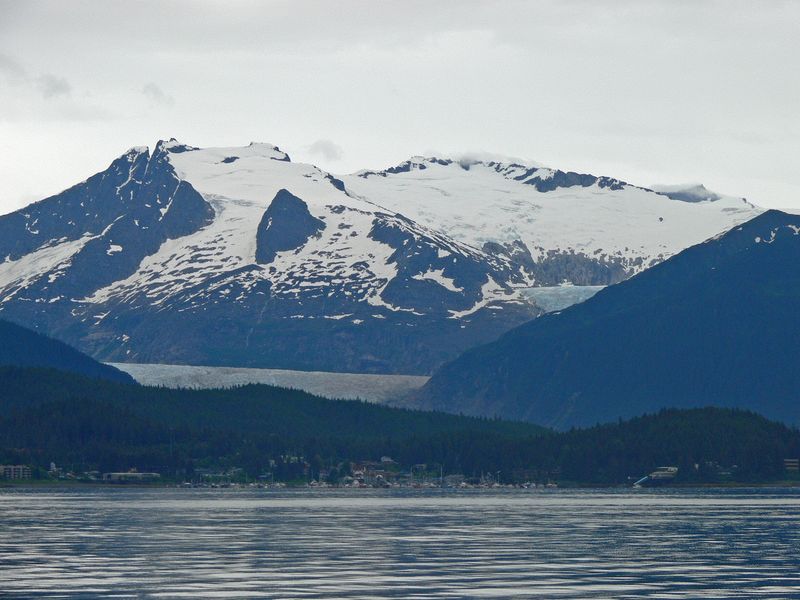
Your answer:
[1,0,798,214]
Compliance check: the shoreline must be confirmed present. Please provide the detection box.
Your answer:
[3,480,800,490]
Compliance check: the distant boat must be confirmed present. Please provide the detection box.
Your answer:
[633,466,678,487]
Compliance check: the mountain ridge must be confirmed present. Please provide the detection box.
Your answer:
[0,139,763,374]
[342,153,760,287]
[0,140,536,374]
[0,318,133,384]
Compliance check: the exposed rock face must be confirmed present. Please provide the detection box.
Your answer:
[256,189,325,264]
[483,240,632,286]
[0,142,214,338]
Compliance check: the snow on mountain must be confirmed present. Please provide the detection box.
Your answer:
[416,210,800,428]
[0,140,535,374]
[0,140,764,375]
[343,157,761,285]
[83,141,527,316]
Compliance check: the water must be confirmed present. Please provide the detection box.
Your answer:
[1,487,800,598]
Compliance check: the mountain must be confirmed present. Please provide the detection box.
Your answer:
[416,210,800,428]
[343,157,760,285]
[0,140,535,374]
[0,140,760,374]
[0,319,132,384]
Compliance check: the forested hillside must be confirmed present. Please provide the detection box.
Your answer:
[1,368,797,485]
[0,319,133,384]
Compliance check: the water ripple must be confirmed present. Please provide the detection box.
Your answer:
[1,488,799,598]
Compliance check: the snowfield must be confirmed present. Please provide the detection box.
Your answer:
[343,157,761,275]
[84,140,521,317]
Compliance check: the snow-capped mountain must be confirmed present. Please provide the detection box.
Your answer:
[0,140,762,374]
[0,140,535,374]
[343,157,761,285]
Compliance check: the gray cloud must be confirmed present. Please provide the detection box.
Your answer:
[37,74,71,98]
[448,151,537,169]
[0,54,72,99]
[308,139,344,162]
[0,53,26,80]
[142,82,174,107]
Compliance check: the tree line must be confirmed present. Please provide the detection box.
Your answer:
[1,367,798,484]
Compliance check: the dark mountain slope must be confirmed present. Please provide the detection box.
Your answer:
[418,210,800,428]
[0,320,133,384]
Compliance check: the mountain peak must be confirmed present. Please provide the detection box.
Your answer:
[247,142,291,161]
[355,154,545,179]
[123,146,150,157]
[446,152,543,170]
[154,138,198,154]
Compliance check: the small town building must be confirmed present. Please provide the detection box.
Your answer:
[0,465,32,480]
[103,471,161,482]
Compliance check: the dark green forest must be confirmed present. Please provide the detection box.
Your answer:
[1,367,798,485]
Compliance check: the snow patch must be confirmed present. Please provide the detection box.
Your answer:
[412,268,463,292]
[448,277,505,319]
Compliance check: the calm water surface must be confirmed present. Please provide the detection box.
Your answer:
[1,487,799,598]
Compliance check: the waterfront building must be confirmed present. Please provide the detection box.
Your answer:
[0,465,32,480]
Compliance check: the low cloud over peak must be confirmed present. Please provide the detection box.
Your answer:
[142,82,175,107]
[0,54,71,100]
[308,139,344,162]
[37,74,71,99]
